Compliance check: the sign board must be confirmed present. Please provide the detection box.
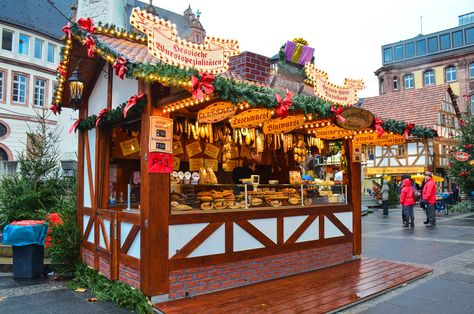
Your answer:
[353,132,405,146]
[314,125,353,139]
[230,108,272,128]
[120,138,140,156]
[148,152,173,173]
[130,8,239,74]
[172,141,183,155]
[149,116,173,153]
[305,63,364,106]
[173,157,180,170]
[366,166,426,175]
[205,159,218,171]
[204,143,220,159]
[223,160,238,172]
[185,141,202,157]
[455,151,469,161]
[335,107,374,130]
[197,102,237,123]
[263,115,305,134]
[189,158,204,171]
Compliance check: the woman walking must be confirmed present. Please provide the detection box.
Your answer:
[399,178,415,228]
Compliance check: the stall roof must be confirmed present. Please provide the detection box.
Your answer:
[361,84,458,129]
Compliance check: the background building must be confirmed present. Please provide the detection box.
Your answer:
[0,0,78,176]
[376,12,474,113]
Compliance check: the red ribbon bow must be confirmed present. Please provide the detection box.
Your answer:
[84,36,95,58]
[113,56,127,80]
[403,123,415,139]
[95,108,109,127]
[459,118,465,126]
[56,65,66,77]
[123,94,145,118]
[50,104,61,115]
[61,22,72,39]
[374,118,384,137]
[77,17,96,33]
[330,104,345,123]
[191,72,214,100]
[69,119,81,134]
[275,89,293,118]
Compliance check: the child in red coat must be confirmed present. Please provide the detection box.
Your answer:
[400,178,415,227]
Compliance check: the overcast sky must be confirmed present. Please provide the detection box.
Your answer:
[139,0,474,98]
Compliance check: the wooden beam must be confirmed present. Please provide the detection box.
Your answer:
[172,222,223,259]
[235,220,275,247]
[348,140,362,256]
[285,215,317,244]
[121,225,140,254]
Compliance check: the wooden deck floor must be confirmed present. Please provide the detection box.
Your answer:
[155,258,432,314]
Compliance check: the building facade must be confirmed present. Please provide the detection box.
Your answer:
[376,12,474,113]
[0,0,78,171]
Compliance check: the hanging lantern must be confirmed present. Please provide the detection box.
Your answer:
[68,66,84,110]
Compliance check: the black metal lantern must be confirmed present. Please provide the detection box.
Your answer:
[68,66,84,109]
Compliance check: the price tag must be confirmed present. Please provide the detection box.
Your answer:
[148,152,173,173]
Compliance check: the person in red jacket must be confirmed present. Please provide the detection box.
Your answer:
[399,178,416,227]
[422,171,437,227]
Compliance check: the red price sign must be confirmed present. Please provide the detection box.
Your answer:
[148,152,173,173]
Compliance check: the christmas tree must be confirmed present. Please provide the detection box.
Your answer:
[448,98,473,199]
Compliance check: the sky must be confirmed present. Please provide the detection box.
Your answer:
[139,0,474,98]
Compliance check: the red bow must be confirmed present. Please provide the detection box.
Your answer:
[403,123,415,139]
[95,108,108,127]
[330,104,345,123]
[56,65,66,77]
[69,119,81,134]
[460,170,469,178]
[113,56,127,80]
[374,118,384,137]
[84,36,95,58]
[275,89,293,118]
[77,17,96,33]
[459,119,465,126]
[191,72,214,100]
[123,94,145,118]
[61,22,72,39]
[50,104,62,115]
[465,144,473,149]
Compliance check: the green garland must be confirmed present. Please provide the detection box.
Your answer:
[53,20,437,138]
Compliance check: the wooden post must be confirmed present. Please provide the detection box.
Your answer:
[140,82,171,296]
[348,140,362,256]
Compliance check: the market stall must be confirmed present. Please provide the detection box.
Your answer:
[53,8,437,301]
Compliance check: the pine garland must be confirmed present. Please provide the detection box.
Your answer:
[53,20,438,138]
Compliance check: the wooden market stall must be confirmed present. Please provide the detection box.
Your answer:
[53,9,437,301]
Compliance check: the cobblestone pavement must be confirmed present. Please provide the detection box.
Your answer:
[342,207,474,314]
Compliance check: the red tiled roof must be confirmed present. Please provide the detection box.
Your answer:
[361,85,452,129]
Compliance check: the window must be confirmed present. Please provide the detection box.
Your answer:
[466,27,474,44]
[445,66,457,82]
[451,116,456,128]
[12,73,27,104]
[367,146,375,161]
[18,34,29,55]
[0,123,7,138]
[470,63,474,78]
[395,45,403,60]
[379,78,385,94]
[440,34,450,50]
[0,71,4,101]
[404,74,414,89]
[0,148,8,161]
[2,29,13,51]
[453,30,463,47]
[34,38,43,59]
[195,34,199,42]
[34,78,46,107]
[47,43,55,63]
[397,145,406,157]
[427,37,438,53]
[440,113,446,126]
[383,47,393,63]
[393,76,398,91]
[416,39,426,55]
[424,70,435,86]
[405,42,415,58]
[471,95,474,114]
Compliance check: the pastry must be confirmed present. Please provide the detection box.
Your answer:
[251,198,263,206]
[270,200,282,207]
[214,201,228,210]
[199,196,213,202]
[200,202,214,210]
[288,197,300,205]
[227,202,241,209]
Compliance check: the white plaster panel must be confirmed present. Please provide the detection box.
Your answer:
[169,223,208,258]
[407,143,417,153]
[248,218,277,243]
[112,76,138,109]
[88,129,96,188]
[296,217,319,243]
[416,156,425,165]
[324,216,344,238]
[83,153,91,207]
[188,225,225,258]
[284,215,308,242]
[83,215,90,236]
[334,212,353,233]
[127,230,140,259]
[87,64,108,115]
[389,158,397,166]
[120,222,132,247]
[408,156,417,165]
[233,223,265,252]
[99,219,111,249]
[83,215,94,243]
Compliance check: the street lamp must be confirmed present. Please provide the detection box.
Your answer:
[68,66,84,110]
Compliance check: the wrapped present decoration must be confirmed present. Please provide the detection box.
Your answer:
[284,41,315,65]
